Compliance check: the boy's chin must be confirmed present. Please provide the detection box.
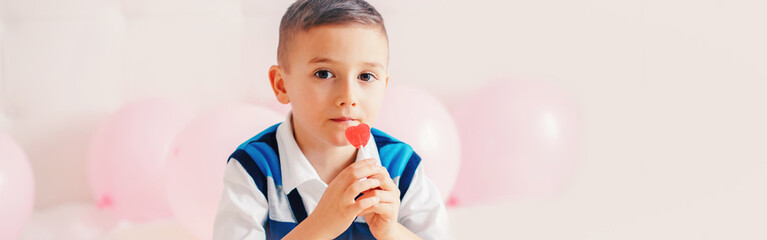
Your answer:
[325,132,354,148]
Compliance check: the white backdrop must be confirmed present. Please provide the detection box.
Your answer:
[2,0,766,239]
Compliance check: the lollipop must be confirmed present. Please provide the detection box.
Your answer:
[345,123,372,159]
[345,123,380,184]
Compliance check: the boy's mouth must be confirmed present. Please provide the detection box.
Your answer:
[330,117,359,124]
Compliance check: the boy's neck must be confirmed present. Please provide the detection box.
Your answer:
[291,115,357,184]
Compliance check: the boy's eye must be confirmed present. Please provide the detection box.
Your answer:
[314,70,335,79]
[358,73,377,82]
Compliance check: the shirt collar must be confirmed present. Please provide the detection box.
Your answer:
[276,112,379,194]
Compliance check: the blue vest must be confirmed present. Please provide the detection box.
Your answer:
[228,123,421,240]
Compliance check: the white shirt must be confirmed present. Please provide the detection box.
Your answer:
[212,113,450,239]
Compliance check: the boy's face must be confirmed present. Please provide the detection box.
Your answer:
[270,24,389,148]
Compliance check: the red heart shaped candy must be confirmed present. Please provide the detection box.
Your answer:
[345,123,371,149]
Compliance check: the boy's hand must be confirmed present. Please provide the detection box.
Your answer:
[357,164,420,240]
[286,158,385,239]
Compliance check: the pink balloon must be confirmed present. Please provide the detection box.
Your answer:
[450,79,583,206]
[87,99,192,222]
[164,104,284,239]
[376,83,461,202]
[0,132,35,240]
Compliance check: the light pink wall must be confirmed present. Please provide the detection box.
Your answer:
[1,0,766,239]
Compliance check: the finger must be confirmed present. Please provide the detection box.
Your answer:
[359,189,398,204]
[370,202,397,220]
[358,202,396,220]
[344,178,381,201]
[350,196,379,215]
[354,191,388,216]
[356,204,378,217]
[340,159,383,183]
[365,168,397,191]
[352,158,378,168]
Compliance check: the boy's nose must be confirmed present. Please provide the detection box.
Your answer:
[338,100,357,107]
[335,78,359,108]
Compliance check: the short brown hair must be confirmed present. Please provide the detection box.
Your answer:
[277,0,387,70]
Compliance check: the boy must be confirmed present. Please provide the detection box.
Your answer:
[212,0,449,239]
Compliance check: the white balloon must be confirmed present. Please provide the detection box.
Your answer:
[0,133,35,240]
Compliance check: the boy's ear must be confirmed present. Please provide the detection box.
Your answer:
[269,65,290,104]
[385,73,389,87]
